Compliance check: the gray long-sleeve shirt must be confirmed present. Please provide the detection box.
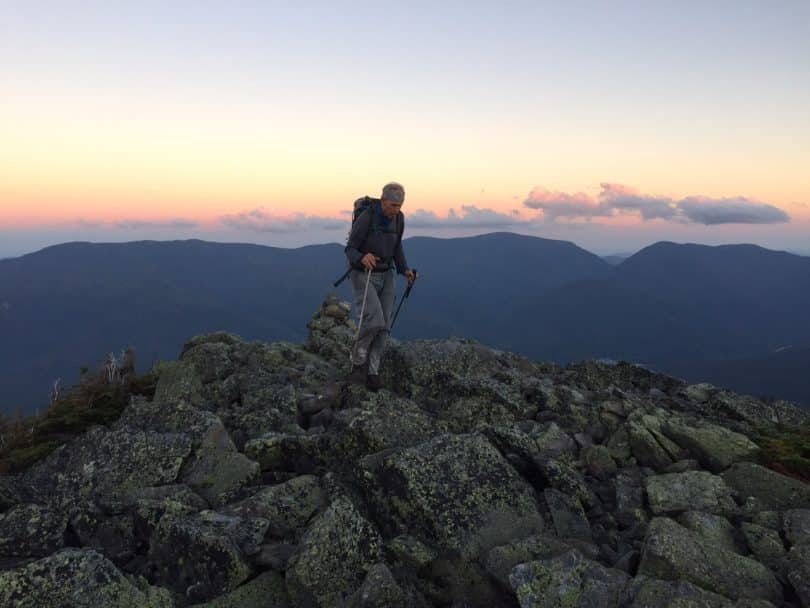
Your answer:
[345,206,409,274]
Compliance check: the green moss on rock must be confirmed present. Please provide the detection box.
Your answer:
[0,548,173,608]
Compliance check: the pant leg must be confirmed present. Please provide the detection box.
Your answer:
[350,270,387,366]
[367,270,396,375]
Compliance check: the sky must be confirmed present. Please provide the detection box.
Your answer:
[2,0,809,258]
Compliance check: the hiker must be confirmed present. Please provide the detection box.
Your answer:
[345,182,417,390]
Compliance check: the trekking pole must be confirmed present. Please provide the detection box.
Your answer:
[389,269,418,333]
[333,268,351,287]
[355,267,373,342]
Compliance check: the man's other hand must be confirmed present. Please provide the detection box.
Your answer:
[404,269,417,284]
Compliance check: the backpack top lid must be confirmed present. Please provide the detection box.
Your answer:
[353,196,378,222]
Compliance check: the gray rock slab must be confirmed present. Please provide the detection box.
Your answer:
[645,471,737,516]
[508,549,629,608]
[638,517,782,603]
[0,548,173,608]
[722,463,810,511]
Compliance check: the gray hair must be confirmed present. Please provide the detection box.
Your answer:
[381,182,405,203]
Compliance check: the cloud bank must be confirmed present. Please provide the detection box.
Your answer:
[71,217,200,230]
[525,183,790,225]
[219,208,344,233]
[407,205,524,228]
[116,219,199,230]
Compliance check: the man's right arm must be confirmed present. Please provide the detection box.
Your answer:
[344,210,371,266]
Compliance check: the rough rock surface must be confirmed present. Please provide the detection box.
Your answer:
[1,298,808,607]
[638,517,783,603]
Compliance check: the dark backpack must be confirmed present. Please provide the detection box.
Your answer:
[347,196,403,242]
[352,196,380,234]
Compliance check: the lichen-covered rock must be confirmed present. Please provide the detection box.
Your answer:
[663,420,760,473]
[0,548,173,608]
[69,506,138,566]
[0,476,22,512]
[628,418,680,471]
[115,398,234,450]
[538,457,598,509]
[607,427,632,461]
[485,534,576,588]
[508,549,629,608]
[222,474,326,538]
[533,422,577,458]
[124,484,209,543]
[179,447,260,508]
[152,359,206,407]
[621,575,735,607]
[740,523,786,573]
[9,308,810,608]
[482,424,545,477]
[544,488,591,540]
[243,431,330,473]
[254,540,297,570]
[305,294,355,362]
[380,338,536,424]
[615,470,645,521]
[148,510,263,602]
[721,462,810,511]
[645,471,737,516]
[286,496,383,608]
[677,511,743,554]
[0,503,67,557]
[638,517,782,603]
[690,388,808,428]
[188,570,290,608]
[22,426,192,508]
[386,535,438,570]
[343,394,439,457]
[346,562,407,608]
[364,433,543,559]
[786,543,810,608]
[784,509,810,548]
[582,445,617,478]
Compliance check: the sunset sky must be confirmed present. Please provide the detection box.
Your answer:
[2,1,809,258]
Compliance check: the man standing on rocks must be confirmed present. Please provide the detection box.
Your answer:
[344,182,416,390]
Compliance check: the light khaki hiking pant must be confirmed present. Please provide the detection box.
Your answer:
[350,268,395,375]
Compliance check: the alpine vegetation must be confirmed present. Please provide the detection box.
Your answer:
[0,297,808,607]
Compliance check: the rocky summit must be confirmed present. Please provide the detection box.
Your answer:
[1,295,809,608]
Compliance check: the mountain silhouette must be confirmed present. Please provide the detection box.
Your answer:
[2,234,808,414]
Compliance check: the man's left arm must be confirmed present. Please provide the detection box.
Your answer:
[394,213,409,274]
[394,214,416,283]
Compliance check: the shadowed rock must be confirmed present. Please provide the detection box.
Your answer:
[638,517,782,603]
[147,510,265,602]
[508,549,629,608]
[0,548,173,607]
[663,420,760,473]
[721,463,810,511]
[222,474,326,538]
[363,432,543,560]
[645,471,737,516]
[0,503,67,558]
[286,496,383,608]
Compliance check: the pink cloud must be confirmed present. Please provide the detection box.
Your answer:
[524,183,790,225]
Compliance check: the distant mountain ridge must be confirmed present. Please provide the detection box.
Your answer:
[2,234,809,414]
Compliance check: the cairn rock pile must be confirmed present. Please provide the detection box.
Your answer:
[1,297,809,607]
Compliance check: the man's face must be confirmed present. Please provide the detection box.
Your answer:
[381,198,402,219]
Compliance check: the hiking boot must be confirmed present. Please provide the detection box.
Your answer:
[347,363,367,385]
[366,374,382,391]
